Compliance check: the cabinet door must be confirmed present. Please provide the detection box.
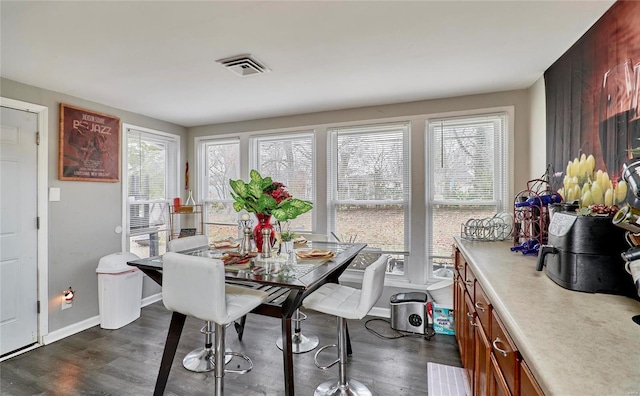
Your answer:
[475,322,491,396]
[464,262,476,300]
[491,311,519,395]
[454,275,465,353]
[464,292,476,394]
[489,355,511,396]
[475,282,492,336]
[520,361,545,396]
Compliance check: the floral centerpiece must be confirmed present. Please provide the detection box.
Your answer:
[230,169,312,252]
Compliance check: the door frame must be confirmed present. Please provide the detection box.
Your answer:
[1,97,49,351]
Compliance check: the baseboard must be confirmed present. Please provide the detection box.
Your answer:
[42,315,100,345]
[141,292,162,307]
[42,295,161,346]
[369,306,390,318]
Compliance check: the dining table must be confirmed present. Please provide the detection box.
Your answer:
[127,240,367,396]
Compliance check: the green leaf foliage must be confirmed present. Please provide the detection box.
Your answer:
[229,169,313,221]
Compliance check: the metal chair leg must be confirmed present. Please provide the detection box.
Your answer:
[182,321,232,372]
[276,309,319,353]
[313,317,372,396]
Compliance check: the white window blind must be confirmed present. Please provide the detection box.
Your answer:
[328,122,410,255]
[199,138,241,240]
[429,114,506,204]
[126,128,177,258]
[427,112,508,278]
[250,132,315,232]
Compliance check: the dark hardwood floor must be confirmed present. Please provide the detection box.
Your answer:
[0,301,462,395]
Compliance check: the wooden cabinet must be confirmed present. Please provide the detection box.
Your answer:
[474,319,491,396]
[463,293,476,394]
[453,243,545,396]
[520,361,544,396]
[491,311,519,395]
[489,355,511,396]
[169,204,204,240]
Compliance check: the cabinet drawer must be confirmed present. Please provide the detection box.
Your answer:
[474,282,491,335]
[491,311,519,395]
[464,263,476,299]
[454,247,465,277]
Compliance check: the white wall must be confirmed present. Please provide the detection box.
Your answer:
[528,76,547,179]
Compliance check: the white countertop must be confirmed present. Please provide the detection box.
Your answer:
[454,237,640,396]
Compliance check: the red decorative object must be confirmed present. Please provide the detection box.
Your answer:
[253,213,276,253]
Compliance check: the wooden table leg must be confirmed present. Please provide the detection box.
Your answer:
[281,315,294,396]
[346,322,352,356]
[154,312,186,396]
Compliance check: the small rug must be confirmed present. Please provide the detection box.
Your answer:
[427,362,470,396]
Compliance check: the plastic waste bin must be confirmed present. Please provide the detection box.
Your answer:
[96,252,143,329]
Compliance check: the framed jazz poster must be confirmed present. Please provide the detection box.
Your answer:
[59,103,120,182]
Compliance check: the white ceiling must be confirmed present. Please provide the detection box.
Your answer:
[1,1,615,127]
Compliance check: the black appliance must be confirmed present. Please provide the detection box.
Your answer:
[536,212,637,298]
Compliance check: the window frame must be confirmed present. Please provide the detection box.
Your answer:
[121,123,180,257]
[195,136,241,237]
[328,122,411,278]
[425,110,511,280]
[248,130,317,233]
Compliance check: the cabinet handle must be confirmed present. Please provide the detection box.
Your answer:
[474,302,486,312]
[466,312,474,319]
[492,337,508,357]
[469,320,478,327]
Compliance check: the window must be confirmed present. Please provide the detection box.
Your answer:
[328,123,410,275]
[197,138,241,241]
[124,126,178,258]
[427,113,508,278]
[250,131,315,232]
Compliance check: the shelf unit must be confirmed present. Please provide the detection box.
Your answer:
[169,204,204,240]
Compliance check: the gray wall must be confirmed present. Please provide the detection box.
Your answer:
[1,78,187,333]
[189,89,532,191]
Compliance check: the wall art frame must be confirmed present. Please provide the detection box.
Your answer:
[58,103,120,182]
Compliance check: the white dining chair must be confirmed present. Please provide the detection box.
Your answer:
[162,252,268,395]
[303,254,389,396]
[167,235,230,372]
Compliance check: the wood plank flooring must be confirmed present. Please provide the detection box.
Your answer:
[0,301,462,395]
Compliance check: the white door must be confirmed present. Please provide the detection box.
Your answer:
[1,106,38,356]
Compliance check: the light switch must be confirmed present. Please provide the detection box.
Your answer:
[49,187,61,202]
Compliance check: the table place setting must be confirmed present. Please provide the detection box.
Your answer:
[210,238,240,249]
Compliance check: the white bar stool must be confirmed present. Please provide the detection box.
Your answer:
[167,235,233,372]
[303,254,388,396]
[275,233,329,353]
[162,252,268,395]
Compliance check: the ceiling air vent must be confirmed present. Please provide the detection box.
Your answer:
[216,54,271,77]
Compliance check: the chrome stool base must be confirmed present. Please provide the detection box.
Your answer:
[182,346,232,372]
[314,379,372,396]
[276,332,319,353]
[276,308,319,354]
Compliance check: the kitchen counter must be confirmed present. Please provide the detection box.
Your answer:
[454,237,640,396]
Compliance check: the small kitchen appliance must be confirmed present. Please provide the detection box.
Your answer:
[536,212,637,298]
[390,292,430,334]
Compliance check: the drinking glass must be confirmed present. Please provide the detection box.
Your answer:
[599,59,634,182]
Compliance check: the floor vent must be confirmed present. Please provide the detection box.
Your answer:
[216,54,271,77]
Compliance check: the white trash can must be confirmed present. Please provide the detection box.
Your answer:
[96,252,143,329]
[427,279,454,309]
